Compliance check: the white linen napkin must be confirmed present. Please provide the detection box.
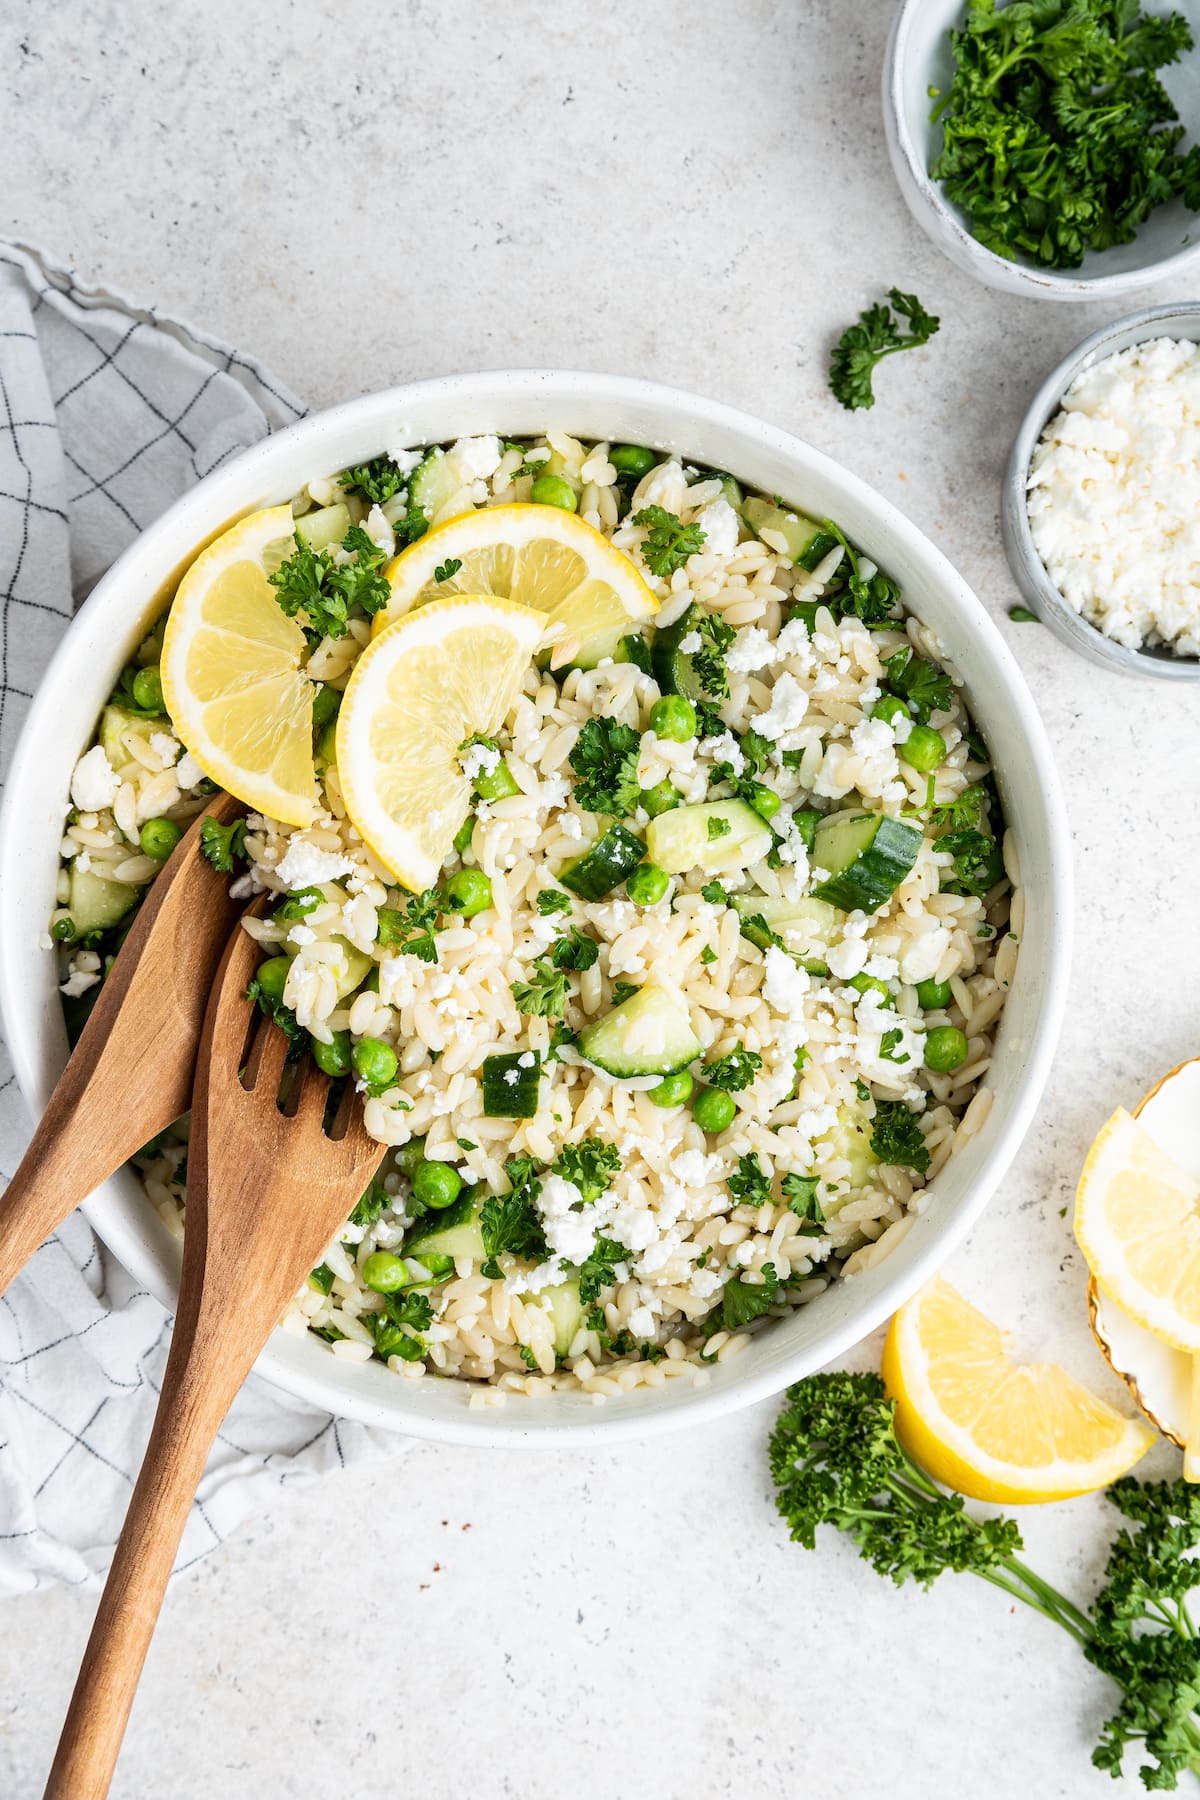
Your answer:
[0,240,399,1596]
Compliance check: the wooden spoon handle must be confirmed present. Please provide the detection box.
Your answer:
[42,1322,255,1800]
[0,1102,122,1299]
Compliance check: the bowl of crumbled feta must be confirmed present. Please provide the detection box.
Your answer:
[0,371,1070,1443]
[1003,305,1200,678]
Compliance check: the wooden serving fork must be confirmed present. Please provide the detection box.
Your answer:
[0,791,245,1297]
[43,907,385,1800]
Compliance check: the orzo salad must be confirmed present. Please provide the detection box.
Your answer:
[51,432,1020,1404]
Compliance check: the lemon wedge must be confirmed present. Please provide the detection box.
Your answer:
[1076,1106,1200,1353]
[883,1277,1152,1503]
[372,504,658,668]
[160,506,316,826]
[336,594,545,891]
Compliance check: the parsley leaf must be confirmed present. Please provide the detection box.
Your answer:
[610,981,639,1006]
[880,1027,910,1065]
[340,456,406,505]
[940,829,1004,900]
[781,1172,824,1226]
[378,889,443,963]
[632,505,707,577]
[480,1156,549,1278]
[511,959,570,1018]
[884,648,953,725]
[829,289,940,411]
[549,926,600,972]
[692,611,736,698]
[870,1100,930,1173]
[550,1137,622,1205]
[199,815,247,873]
[268,526,391,643]
[703,1043,763,1091]
[567,717,643,817]
[349,1175,390,1230]
[434,557,462,583]
[728,1152,773,1208]
[244,972,305,1055]
[707,816,731,840]
[537,889,573,916]
[718,1262,782,1330]
[578,1235,628,1304]
[701,879,730,906]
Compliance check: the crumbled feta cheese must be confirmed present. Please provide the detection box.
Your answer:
[699,730,744,775]
[384,445,424,476]
[446,435,502,483]
[273,836,356,890]
[287,924,317,947]
[726,626,778,674]
[898,927,951,984]
[60,968,99,998]
[460,741,501,781]
[175,751,205,790]
[763,945,811,1014]
[753,673,809,740]
[517,1051,535,1069]
[693,497,741,556]
[827,936,869,980]
[70,745,119,812]
[149,732,179,767]
[677,631,702,655]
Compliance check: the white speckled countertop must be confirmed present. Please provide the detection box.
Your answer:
[4,3,1199,1795]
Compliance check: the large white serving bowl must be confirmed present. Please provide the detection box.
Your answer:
[884,0,1200,300]
[0,371,1071,1446]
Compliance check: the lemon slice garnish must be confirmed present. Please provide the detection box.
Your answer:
[373,504,657,668]
[1076,1105,1200,1353]
[882,1277,1152,1503]
[160,506,316,826]
[336,594,544,892]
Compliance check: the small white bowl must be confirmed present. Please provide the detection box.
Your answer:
[1001,304,1200,680]
[884,0,1200,300]
[0,371,1072,1447]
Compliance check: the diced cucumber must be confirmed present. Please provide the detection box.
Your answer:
[811,813,922,912]
[409,447,465,522]
[578,981,701,1079]
[709,472,743,510]
[616,632,653,674]
[556,619,628,672]
[542,1279,585,1357]
[732,893,840,951]
[741,497,824,563]
[404,1188,485,1259]
[650,603,705,703]
[820,1104,879,1189]
[99,705,160,773]
[561,823,645,901]
[295,502,351,552]
[646,799,772,876]
[330,935,373,1000]
[68,864,138,935]
[482,1052,542,1118]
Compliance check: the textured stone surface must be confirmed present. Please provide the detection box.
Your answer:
[4,1,1198,1795]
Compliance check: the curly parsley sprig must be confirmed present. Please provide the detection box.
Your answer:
[829,290,940,412]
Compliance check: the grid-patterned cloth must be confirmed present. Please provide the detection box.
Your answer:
[0,241,397,1596]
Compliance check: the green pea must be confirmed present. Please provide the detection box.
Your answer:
[640,780,680,819]
[131,666,164,713]
[395,1137,427,1178]
[311,1029,352,1077]
[649,695,697,742]
[254,956,292,1005]
[901,725,947,773]
[139,817,182,861]
[848,972,893,1006]
[609,444,657,479]
[312,684,341,732]
[362,1250,408,1293]
[445,868,492,918]
[627,862,669,906]
[351,1036,399,1091]
[746,783,781,821]
[872,694,910,729]
[412,1159,463,1211]
[916,978,952,1010]
[924,1025,969,1072]
[452,813,475,854]
[693,1086,736,1133]
[530,473,578,512]
[50,915,76,944]
[317,720,338,765]
[648,1070,694,1108]
[474,758,521,801]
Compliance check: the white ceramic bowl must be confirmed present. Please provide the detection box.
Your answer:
[884,0,1200,300]
[0,371,1072,1446]
[1002,303,1200,680]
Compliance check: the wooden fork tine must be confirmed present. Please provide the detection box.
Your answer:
[242,1010,292,1096]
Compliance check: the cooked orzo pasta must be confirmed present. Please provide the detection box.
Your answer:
[52,432,1019,1405]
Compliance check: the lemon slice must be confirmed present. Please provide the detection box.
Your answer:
[336,594,544,891]
[160,506,316,826]
[883,1277,1152,1502]
[372,504,658,668]
[1076,1106,1200,1352]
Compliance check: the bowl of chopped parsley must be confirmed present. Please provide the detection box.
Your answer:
[884,0,1200,299]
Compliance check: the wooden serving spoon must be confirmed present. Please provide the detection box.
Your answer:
[0,790,245,1298]
[44,907,385,1800]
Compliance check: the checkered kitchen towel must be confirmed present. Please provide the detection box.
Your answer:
[0,241,398,1596]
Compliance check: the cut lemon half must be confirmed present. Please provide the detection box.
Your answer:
[160,506,316,826]
[372,504,658,668]
[336,594,544,892]
[1076,1105,1200,1353]
[883,1277,1152,1503]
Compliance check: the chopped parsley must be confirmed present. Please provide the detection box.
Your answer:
[480,1156,549,1278]
[739,912,785,954]
[781,1173,824,1228]
[632,504,707,577]
[883,647,953,725]
[349,1176,390,1229]
[578,1235,627,1305]
[550,926,600,972]
[537,889,574,916]
[199,815,247,873]
[378,888,443,963]
[879,1027,910,1065]
[567,717,643,817]
[268,524,392,643]
[703,1043,763,1092]
[829,289,940,412]
[434,557,463,583]
[309,1263,335,1294]
[518,1344,540,1371]
[701,879,730,906]
[369,1289,433,1361]
[728,1152,773,1208]
[716,1262,782,1331]
[511,959,569,1018]
[610,981,639,1006]
[870,1100,930,1173]
[339,455,407,506]
[692,611,736,699]
[244,971,304,1053]
[796,521,903,628]
[707,816,731,840]
[700,945,718,965]
[940,829,1004,900]
[550,1137,622,1204]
